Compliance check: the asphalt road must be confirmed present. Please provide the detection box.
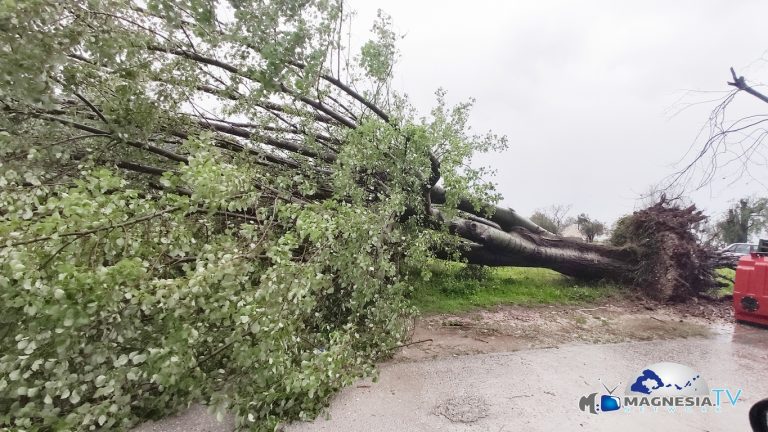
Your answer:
[134,325,768,432]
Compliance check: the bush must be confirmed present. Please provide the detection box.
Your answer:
[431,264,489,296]
[609,215,633,247]
[456,264,491,281]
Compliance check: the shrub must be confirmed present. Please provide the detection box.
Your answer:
[456,264,491,282]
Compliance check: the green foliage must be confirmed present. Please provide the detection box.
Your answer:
[433,264,490,296]
[411,262,621,314]
[0,1,504,431]
[714,197,768,245]
[716,268,736,296]
[529,205,571,235]
[456,264,491,282]
[0,160,426,430]
[427,89,508,217]
[609,214,632,246]
[575,213,605,243]
[529,211,559,235]
[358,10,399,82]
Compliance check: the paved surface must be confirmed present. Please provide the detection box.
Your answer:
[134,325,768,432]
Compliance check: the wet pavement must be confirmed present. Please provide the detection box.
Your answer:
[134,324,768,432]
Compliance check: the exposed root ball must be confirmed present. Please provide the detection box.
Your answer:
[612,198,733,301]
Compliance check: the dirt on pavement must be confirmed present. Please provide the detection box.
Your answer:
[133,296,741,432]
[287,326,768,432]
[396,296,733,361]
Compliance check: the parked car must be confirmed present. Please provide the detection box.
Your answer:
[721,242,757,257]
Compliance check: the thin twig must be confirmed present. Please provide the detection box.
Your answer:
[6,206,182,247]
[392,338,433,349]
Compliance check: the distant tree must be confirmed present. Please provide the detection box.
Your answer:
[715,197,768,244]
[530,211,559,234]
[576,213,606,243]
[529,204,571,235]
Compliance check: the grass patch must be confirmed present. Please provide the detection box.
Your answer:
[716,268,735,296]
[409,262,623,314]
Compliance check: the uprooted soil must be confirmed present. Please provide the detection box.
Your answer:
[611,199,736,300]
[395,297,733,361]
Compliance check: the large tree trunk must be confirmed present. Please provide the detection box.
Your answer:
[427,187,637,279]
[433,198,734,301]
[426,207,632,279]
[451,220,634,279]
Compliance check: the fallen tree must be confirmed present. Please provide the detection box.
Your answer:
[0,1,731,430]
[436,196,733,299]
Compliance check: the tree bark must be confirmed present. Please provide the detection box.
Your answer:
[429,186,553,235]
[432,209,636,280]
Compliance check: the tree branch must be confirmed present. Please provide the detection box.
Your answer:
[149,46,355,129]
[288,60,390,123]
[728,67,768,105]
[195,119,337,163]
[429,185,553,235]
[6,206,183,248]
[29,112,189,164]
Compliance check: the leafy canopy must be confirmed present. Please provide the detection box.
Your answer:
[714,197,768,244]
[575,213,605,243]
[0,1,504,430]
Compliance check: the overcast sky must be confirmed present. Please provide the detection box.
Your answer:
[346,0,768,224]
